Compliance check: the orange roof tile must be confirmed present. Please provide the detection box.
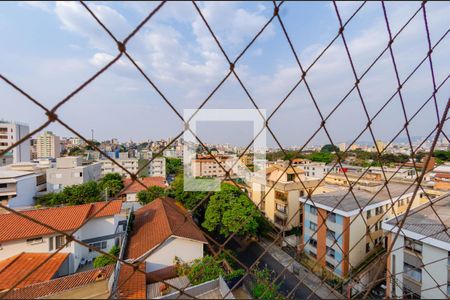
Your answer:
[0,253,69,290]
[5,265,114,299]
[435,173,450,179]
[122,177,167,194]
[118,263,147,299]
[126,197,207,259]
[0,200,122,243]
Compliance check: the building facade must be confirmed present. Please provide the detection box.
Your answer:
[36,131,61,159]
[0,121,30,163]
[46,157,102,192]
[383,193,450,299]
[99,157,166,178]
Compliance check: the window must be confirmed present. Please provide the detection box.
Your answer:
[326,261,334,270]
[276,203,287,213]
[366,243,370,253]
[309,238,317,248]
[327,229,336,241]
[49,237,54,251]
[89,241,107,252]
[404,262,422,282]
[310,206,317,216]
[326,246,335,259]
[328,212,336,223]
[27,237,43,245]
[309,250,317,258]
[366,210,371,218]
[0,183,7,189]
[300,191,305,197]
[287,174,295,181]
[55,235,66,248]
[405,237,422,254]
[309,222,318,231]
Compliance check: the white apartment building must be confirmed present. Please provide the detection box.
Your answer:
[0,163,47,209]
[0,121,30,163]
[46,157,102,192]
[383,193,450,299]
[296,161,339,178]
[36,131,61,159]
[99,157,166,178]
[0,200,126,273]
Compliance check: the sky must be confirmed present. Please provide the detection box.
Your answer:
[0,1,449,148]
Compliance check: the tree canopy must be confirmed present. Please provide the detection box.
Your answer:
[93,245,120,268]
[320,144,340,153]
[137,186,166,205]
[202,183,260,237]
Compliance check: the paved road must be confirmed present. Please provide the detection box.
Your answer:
[227,240,320,300]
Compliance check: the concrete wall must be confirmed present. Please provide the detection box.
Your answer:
[348,214,368,269]
[46,163,101,192]
[145,237,204,272]
[421,243,448,299]
[7,176,36,208]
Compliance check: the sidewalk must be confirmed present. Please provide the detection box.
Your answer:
[259,238,344,299]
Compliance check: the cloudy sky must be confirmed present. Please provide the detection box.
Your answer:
[1,1,449,148]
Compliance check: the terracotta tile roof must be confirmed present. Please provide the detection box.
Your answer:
[0,200,122,243]
[0,253,69,290]
[126,197,207,259]
[118,263,147,299]
[435,172,450,179]
[122,177,167,194]
[5,265,114,299]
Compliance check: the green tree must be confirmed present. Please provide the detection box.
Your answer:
[167,175,208,211]
[308,152,334,164]
[251,267,284,300]
[202,184,260,237]
[434,150,450,162]
[320,144,340,153]
[93,245,120,268]
[137,186,166,205]
[176,255,224,285]
[166,158,183,175]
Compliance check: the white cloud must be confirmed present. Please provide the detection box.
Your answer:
[20,1,52,13]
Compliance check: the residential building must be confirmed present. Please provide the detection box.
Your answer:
[0,253,70,291]
[5,265,114,299]
[300,182,430,277]
[0,121,30,163]
[99,157,166,178]
[118,197,207,298]
[191,154,231,178]
[0,163,47,209]
[250,164,323,231]
[297,161,339,178]
[46,157,102,192]
[120,177,167,202]
[383,193,450,299]
[36,131,61,159]
[0,200,126,273]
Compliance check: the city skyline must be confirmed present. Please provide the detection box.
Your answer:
[2,1,449,147]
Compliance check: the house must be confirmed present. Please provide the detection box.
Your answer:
[0,163,47,209]
[0,200,126,273]
[118,197,207,298]
[4,265,114,299]
[121,177,167,202]
[0,252,70,291]
[383,193,450,299]
[250,164,323,231]
[46,157,102,192]
[300,182,430,277]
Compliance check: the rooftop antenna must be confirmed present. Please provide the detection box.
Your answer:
[91,129,94,142]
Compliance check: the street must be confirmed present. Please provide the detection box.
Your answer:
[227,240,320,300]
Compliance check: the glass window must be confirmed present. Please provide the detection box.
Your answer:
[326,246,335,259]
[309,238,317,248]
[367,210,371,218]
[49,237,54,251]
[55,235,66,248]
[310,206,318,216]
[404,262,422,282]
[26,237,43,244]
[309,222,318,231]
[327,229,336,241]
[326,261,334,270]
[405,237,422,254]
[328,212,336,223]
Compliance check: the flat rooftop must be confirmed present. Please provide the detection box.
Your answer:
[302,182,416,213]
[386,193,450,244]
